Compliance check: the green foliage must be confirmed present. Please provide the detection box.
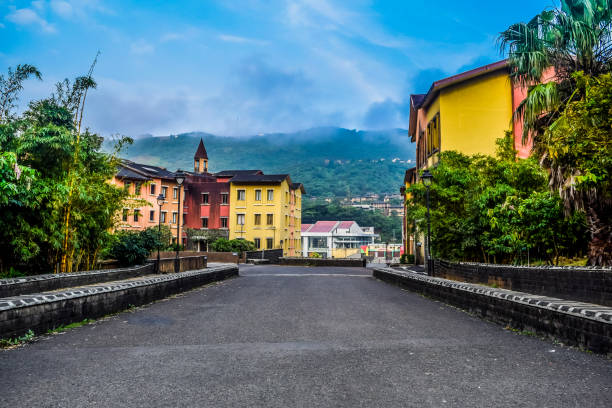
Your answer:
[309,252,322,258]
[209,238,256,253]
[0,63,130,274]
[108,229,162,267]
[110,128,414,198]
[0,329,35,348]
[405,136,589,265]
[400,254,414,264]
[302,200,401,243]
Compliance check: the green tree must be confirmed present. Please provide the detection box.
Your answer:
[500,1,612,265]
[0,62,130,274]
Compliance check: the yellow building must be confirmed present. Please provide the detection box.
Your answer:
[228,174,305,256]
[405,60,520,264]
[410,60,519,170]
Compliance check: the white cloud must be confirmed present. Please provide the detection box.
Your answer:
[51,1,74,18]
[5,8,56,33]
[218,34,268,45]
[130,40,154,55]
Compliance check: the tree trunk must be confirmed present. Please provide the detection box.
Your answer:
[586,198,612,267]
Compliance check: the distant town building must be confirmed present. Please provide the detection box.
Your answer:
[301,221,379,258]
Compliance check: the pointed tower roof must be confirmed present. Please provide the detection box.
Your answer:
[194,138,208,160]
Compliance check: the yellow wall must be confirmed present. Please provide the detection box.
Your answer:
[439,71,512,156]
[229,180,302,256]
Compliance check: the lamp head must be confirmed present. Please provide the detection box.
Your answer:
[421,169,433,187]
[175,170,186,186]
[157,194,165,206]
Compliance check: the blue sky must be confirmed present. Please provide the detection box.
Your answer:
[1,0,552,137]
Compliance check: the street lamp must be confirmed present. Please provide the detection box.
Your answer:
[156,193,164,274]
[421,169,434,275]
[174,170,186,273]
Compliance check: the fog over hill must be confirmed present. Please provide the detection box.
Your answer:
[108,127,415,197]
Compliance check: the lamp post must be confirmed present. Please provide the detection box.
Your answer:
[174,170,186,273]
[421,169,434,275]
[156,193,164,274]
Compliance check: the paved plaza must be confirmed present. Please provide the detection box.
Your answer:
[1,265,610,407]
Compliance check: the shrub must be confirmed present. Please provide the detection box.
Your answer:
[309,252,322,258]
[209,238,256,253]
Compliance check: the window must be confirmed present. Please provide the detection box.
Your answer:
[237,214,245,225]
[172,212,177,224]
[149,210,155,221]
[267,189,274,201]
[173,187,178,199]
[124,181,131,193]
[237,190,246,201]
[201,193,209,204]
[134,209,140,222]
[255,189,262,201]
[266,238,273,249]
[135,183,141,196]
[201,217,208,228]
[150,183,156,195]
[254,238,261,249]
[122,209,128,222]
[427,113,440,155]
[254,214,261,225]
[220,217,228,228]
[267,214,274,225]
[161,212,167,223]
[161,186,168,198]
[221,193,228,204]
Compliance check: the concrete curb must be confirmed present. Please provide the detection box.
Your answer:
[373,267,612,354]
[0,265,238,339]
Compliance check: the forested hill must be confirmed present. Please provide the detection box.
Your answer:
[108,127,415,197]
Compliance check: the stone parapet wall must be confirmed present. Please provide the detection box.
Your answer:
[433,259,612,307]
[373,267,612,354]
[245,249,283,263]
[0,264,155,298]
[0,265,238,339]
[199,252,244,263]
[154,255,207,273]
[279,257,366,267]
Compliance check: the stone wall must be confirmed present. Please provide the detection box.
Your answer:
[433,259,612,307]
[199,252,244,263]
[245,249,283,263]
[0,264,155,298]
[154,255,207,273]
[278,257,366,267]
[373,267,612,354]
[0,265,238,339]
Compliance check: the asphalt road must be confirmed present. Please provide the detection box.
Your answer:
[1,265,610,407]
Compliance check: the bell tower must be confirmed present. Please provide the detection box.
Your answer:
[194,138,208,174]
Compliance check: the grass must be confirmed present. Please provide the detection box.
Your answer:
[46,319,95,335]
[0,330,35,348]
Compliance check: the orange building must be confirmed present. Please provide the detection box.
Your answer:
[111,161,184,245]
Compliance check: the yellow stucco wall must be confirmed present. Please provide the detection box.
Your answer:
[229,180,301,256]
[439,71,513,156]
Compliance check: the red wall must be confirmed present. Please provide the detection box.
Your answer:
[183,174,230,231]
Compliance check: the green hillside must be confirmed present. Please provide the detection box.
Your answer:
[108,127,415,197]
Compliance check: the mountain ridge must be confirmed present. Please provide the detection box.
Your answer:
[108,127,415,197]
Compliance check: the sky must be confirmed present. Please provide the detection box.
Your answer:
[1,0,553,137]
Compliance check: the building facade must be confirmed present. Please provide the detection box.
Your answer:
[111,161,184,244]
[112,139,304,255]
[228,174,304,256]
[301,221,379,258]
[403,60,549,263]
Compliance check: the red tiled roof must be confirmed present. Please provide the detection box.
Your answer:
[338,221,354,229]
[309,221,339,233]
[301,224,313,232]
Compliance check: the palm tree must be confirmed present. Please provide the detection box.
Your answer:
[500,0,612,266]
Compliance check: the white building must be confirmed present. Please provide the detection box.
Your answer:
[301,221,379,258]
